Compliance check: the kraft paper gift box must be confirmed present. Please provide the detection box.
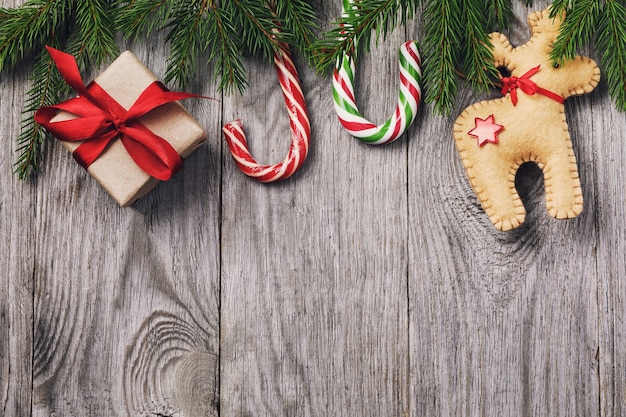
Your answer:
[50,51,207,206]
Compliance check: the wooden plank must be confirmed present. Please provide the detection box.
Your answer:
[0,56,35,417]
[594,81,626,417]
[408,1,604,416]
[7,41,223,416]
[219,1,411,415]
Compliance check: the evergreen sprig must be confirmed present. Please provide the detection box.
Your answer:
[114,0,173,41]
[422,0,462,113]
[551,0,626,111]
[13,46,68,179]
[203,3,246,93]
[116,0,318,92]
[3,0,626,178]
[461,1,499,95]
[0,0,67,73]
[597,1,626,111]
[313,0,512,114]
[311,0,417,75]
[490,0,514,30]
[274,0,318,62]
[1,0,118,178]
[163,0,216,88]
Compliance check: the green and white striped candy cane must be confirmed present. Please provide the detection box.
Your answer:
[332,0,422,144]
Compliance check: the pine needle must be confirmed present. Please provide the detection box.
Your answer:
[460,0,498,95]
[311,0,413,73]
[597,0,626,111]
[115,0,173,41]
[0,0,68,72]
[204,4,247,94]
[422,0,461,114]
[550,0,626,110]
[489,0,513,30]
[228,0,282,62]
[164,0,213,88]
[116,0,316,92]
[14,47,68,179]
[1,0,68,178]
[274,0,318,63]
[550,0,601,66]
[71,0,119,64]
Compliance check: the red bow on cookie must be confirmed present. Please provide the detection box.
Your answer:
[500,65,564,106]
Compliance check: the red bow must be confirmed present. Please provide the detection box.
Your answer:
[35,46,202,181]
[500,65,564,106]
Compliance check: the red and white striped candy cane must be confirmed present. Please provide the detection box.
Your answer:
[223,42,310,183]
[332,0,422,144]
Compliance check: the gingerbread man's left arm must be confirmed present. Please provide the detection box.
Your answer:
[489,32,514,70]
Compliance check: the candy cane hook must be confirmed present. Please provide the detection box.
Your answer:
[332,0,422,145]
[223,42,310,183]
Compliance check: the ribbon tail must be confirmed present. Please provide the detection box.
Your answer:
[73,131,119,169]
[536,87,565,104]
[521,65,541,79]
[518,79,538,96]
[119,123,182,181]
[124,82,210,119]
[46,46,91,98]
[35,101,114,142]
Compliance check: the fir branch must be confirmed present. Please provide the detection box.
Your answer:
[227,0,282,62]
[115,0,173,40]
[14,47,68,179]
[0,0,68,72]
[550,0,601,66]
[346,0,401,51]
[205,3,247,93]
[460,0,498,94]
[597,0,626,111]
[4,0,69,178]
[164,0,212,88]
[422,0,461,114]
[548,0,570,16]
[116,0,316,93]
[274,0,317,62]
[311,0,417,73]
[69,0,119,65]
[489,0,513,30]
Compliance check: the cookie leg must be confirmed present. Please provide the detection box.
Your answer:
[466,166,526,231]
[543,150,584,219]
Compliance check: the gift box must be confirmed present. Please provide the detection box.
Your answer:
[46,50,206,206]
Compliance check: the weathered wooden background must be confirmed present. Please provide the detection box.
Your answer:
[2,0,625,416]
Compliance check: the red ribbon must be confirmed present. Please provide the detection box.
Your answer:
[500,65,564,106]
[35,46,203,181]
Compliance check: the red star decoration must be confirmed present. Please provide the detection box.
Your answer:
[468,115,504,147]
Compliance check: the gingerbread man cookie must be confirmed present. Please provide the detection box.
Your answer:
[453,9,601,231]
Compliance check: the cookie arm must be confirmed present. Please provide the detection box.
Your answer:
[488,32,513,68]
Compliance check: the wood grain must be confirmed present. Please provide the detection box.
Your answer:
[1,0,625,416]
[0,49,35,417]
[593,73,626,417]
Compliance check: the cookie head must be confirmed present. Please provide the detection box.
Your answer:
[527,9,563,43]
[548,56,601,99]
[500,9,601,100]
